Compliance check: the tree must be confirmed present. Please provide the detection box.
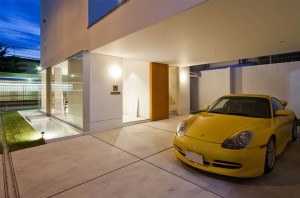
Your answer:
[0,42,27,73]
[0,43,8,57]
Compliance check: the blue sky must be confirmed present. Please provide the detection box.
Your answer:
[0,0,40,59]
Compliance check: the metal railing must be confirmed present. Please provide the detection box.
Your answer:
[0,84,41,102]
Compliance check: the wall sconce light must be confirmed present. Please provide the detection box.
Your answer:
[180,72,187,83]
[109,65,122,79]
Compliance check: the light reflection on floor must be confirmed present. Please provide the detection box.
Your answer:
[51,112,83,129]
[18,110,82,140]
[123,115,149,123]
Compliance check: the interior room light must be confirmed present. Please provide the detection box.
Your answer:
[180,72,187,83]
[109,65,122,79]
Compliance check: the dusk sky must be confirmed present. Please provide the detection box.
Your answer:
[0,0,40,59]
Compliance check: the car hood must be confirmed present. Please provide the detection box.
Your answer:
[185,112,267,143]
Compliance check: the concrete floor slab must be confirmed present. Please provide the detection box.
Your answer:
[145,145,300,198]
[54,161,220,198]
[12,135,139,198]
[92,124,174,158]
[281,129,300,162]
[142,115,189,132]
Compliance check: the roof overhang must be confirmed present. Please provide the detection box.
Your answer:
[92,0,300,67]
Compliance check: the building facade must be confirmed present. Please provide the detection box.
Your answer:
[40,0,300,132]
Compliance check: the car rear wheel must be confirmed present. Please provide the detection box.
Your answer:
[292,120,297,141]
[264,137,276,173]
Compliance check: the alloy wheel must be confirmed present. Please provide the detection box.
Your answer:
[266,138,275,170]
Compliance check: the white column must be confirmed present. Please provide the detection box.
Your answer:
[53,68,63,114]
[89,53,123,132]
[177,67,190,115]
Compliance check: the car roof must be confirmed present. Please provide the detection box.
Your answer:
[223,94,271,99]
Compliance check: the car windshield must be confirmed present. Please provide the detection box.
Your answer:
[207,97,271,118]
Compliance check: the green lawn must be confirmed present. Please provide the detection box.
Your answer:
[0,127,2,154]
[2,111,45,152]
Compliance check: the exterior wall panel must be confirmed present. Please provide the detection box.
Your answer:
[41,0,205,67]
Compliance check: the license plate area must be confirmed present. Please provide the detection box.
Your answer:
[186,151,203,165]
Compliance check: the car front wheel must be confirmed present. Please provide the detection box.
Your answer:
[264,137,276,173]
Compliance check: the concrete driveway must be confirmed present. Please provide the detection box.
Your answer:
[8,116,300,198]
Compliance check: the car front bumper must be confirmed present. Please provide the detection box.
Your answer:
[173,135,266,178]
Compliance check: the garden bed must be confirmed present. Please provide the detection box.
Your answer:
[2,111,45,152]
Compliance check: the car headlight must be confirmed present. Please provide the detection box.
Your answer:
[176,120,188,137]
[221,130,254,149]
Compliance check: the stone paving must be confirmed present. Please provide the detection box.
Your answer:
[3,116,300,198]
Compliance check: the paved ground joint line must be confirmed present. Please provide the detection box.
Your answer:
[1,116,20,198]
[90,133,174,161]
[47,160,142,198]
[141,147,174,160]
[49,134,223,198]
[143,157,224,198]
[280,157,300,165]
[1,117,9,198]
[90,134,143,160]
[141,124,175,133]
[89,133,223,197]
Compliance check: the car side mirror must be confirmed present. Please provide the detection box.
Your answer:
[275,110,290,116]
[280,100,288,107]
[204,105,210,111]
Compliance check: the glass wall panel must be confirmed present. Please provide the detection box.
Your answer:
[51,53,83,129]
[88,0,127,26]
[40,69,47,113]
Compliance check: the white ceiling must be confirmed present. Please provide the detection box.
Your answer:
[92,0,300,67]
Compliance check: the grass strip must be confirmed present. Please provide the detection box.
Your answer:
[2,111,45,152]
[0,125,2,154]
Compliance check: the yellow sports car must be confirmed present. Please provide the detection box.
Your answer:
[174,94,297,177]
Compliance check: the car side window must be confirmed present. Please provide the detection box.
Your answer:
[214,99,229,110]
[271,98,284,114]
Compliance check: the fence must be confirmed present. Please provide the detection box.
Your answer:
[0,84,41,102]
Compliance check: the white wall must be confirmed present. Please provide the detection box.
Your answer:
[198,68,231,108]
[190,77,199,112]
[41,0,205,68]
[169,67,178,112]
[193,62,300,117]
[123,60,149,118]
[89,53,123,132]
[234,61,300,117]
[178,67,190,115]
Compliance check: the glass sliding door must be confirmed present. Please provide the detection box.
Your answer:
[51,53,83,129]
[40,69,47,113]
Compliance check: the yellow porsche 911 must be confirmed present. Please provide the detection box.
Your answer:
[174,94,298,178]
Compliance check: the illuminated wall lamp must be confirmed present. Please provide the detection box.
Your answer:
[109,65,122,79]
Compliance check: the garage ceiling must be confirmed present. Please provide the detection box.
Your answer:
[92,0,300,67]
